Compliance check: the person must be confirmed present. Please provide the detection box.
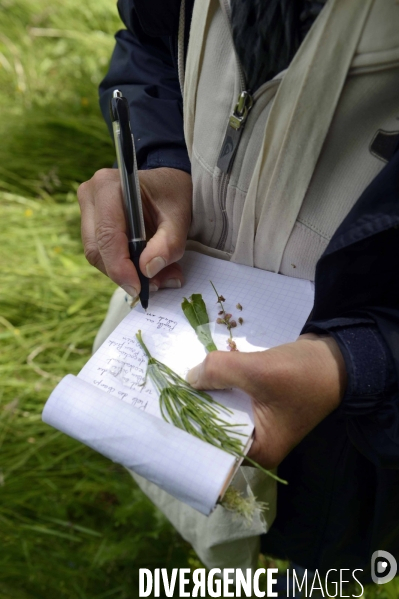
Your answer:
[77,0,399,584]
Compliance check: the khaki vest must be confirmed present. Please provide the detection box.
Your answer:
[183,0,399,281]
[117,1,399,572]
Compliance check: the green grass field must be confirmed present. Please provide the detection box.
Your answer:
[0,2,194,597]
[1,1,398,597]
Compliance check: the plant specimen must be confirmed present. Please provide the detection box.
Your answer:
[220,486,269,524]
[210,281,239,350]
[181,294,217,352]
[135,330,287,485]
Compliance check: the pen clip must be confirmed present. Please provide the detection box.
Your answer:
[110,93,134,175]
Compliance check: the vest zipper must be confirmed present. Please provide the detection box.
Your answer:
[216,0,252,250]
[216,0,283,251]
[215,77,282,251]
[217,90,254,173]
[215,90,253,250]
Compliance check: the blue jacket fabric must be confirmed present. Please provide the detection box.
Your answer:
[99,0,399,581]
[99,0,192,174]
[269,150,399,580]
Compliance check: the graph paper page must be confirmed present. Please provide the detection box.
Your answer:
[43,374,236,515]
[43,250,314,514]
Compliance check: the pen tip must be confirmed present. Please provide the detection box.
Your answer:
[141,299,148,311]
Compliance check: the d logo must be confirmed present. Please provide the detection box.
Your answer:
[221,136,234,158]
[371,550,397,585]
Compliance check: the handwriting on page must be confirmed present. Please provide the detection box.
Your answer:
[145,313,177,331]
[81,309,176,419]
[91,335,151,410]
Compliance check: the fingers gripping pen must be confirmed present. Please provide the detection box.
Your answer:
[110,90,149,310]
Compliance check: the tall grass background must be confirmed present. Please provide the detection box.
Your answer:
[0,2,193,597]
[0,0,398,597]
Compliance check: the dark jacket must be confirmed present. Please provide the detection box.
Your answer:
[269,151,399,581]
[99,0,399,582]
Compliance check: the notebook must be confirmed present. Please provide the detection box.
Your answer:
[42,251,314,515]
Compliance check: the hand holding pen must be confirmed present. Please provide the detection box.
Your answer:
[77,104,192,300]
[110,90,149,309]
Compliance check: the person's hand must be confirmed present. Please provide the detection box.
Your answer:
[77,167,192,297]
[186,334,347,470]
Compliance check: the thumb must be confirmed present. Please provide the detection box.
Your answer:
[186,351,254,392]
[140,221,187,279]
[138,167,192,279]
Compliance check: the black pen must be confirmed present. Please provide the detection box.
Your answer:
[110,89,149,310]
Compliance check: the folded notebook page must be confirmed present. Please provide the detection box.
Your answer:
[42,251,314,515]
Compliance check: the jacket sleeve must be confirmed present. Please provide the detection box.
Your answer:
[304,318,399,467]
[302,148,399,469]
[99,0,191,174]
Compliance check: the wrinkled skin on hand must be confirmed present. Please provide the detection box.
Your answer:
[77,167,192,297]
[187,333,347,470]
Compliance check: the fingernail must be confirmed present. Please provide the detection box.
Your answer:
[146,256,166,279]
[186,365,200,386]
[122,285,138,298]
[149,283,159,292]
[163,279,182,289]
